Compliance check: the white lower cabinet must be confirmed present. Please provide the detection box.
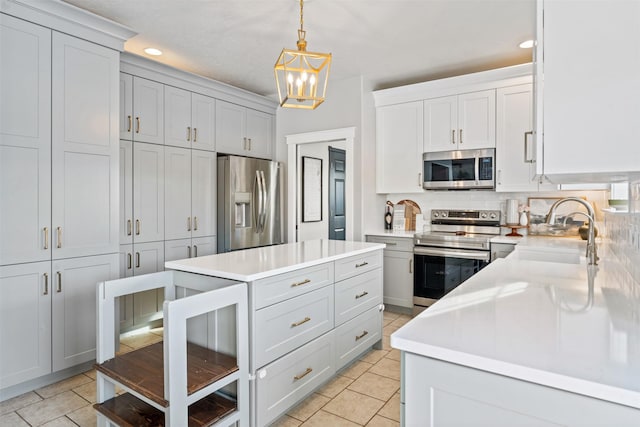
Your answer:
[164,236,217,262]
[334,269,382,326]
[365,235,414,308]
[256,331,335,426]
[335,305,383,371]
[0,255,117,388]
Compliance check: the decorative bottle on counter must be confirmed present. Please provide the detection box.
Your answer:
[385,201,393,230]
[520,212,529,226]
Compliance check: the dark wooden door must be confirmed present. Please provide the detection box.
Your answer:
[328,147,346,240]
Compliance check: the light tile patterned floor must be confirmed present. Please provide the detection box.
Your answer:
[0,312,410,426]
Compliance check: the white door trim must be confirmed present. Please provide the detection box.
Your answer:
[286,127,356,242]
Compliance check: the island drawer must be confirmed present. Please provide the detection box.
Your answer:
[334,268,382,326]
[254,285,334,368]
[253,262,334,310]
[255,331,335,426]
[366,235,414,252]
[334,250,383,282]
[335,305,382,371]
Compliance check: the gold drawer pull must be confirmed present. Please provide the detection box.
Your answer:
[127,115,132,132]
[294,367,313,381]
[43,227,49,249]
[355,261,368,268]
[291,279,311,288]
[56,271,62,292]
[43,273,49,295]
[291,317,311,328]
[56,227,62,248]
[355,330,369,341]
[355,291,369,299]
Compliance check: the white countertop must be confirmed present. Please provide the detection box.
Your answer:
[391,240,640,409]
[165,239,384,282]
[365,230,417,238]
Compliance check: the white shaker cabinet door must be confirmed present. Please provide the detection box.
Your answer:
[52,254,118,371]
[0,15,52,265]
[245,108,273,159]
[164,86,192,149]
[191,149,216,238]
[51,32,119,260]
[133,142,165,243]
[133,77,164,145]
[119,73,134,140]
[424,95,457,152]
[164,146,192,240]
[0,262,52,388]
[192,236,216,257]
[191,93,216,151]
[119,140,134,245]
[457,89,496,150]
[131,241,164,326]
[215,100,245,156]
[164,238,192,262]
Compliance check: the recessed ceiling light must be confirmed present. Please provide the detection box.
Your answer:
[144,47,163,56]
[519,40,534,49]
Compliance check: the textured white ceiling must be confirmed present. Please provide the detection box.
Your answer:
[63,0,535,97]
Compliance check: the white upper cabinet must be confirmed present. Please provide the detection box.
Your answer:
[133,142,165,243]
[376,101,424,194]
[191,150,216,237]
[164,86,216,151]
[51,32,119,260]
[0,15,51,265]
[120,74,164,144]
[424,90,495,152]
[538,0,640,181]
[216,100,273,159]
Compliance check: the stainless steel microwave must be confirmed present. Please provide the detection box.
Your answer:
[422,148,495,190]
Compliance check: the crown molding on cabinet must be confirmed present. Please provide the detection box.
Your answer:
[0,0,136,51]
[373,63,533,107]
[121,52,278,115]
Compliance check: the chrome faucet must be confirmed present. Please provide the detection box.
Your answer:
[545,197,598,265]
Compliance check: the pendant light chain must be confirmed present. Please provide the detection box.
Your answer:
[299,0,304,33]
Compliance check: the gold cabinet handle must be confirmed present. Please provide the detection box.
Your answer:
[459,129,463,144]
[243,137,247,150]
[44,227,49,249]
[135,117,140,133]
[193,128,197,143]
[193,245,198,257]
[409,259,412,274]
[56,272,62,293]
[135,252,140,268]
[452,129,456,145]
[524,131,534,163]
[418,173,422,186]
[291,317,311,328]
[293,367,313,381]
[291,279,311,288]
[127,115,132,133]
[127,253,132,270]
[56,227,62,248]
[127,219,132,236]
[355,261,368,268]
[43,273,49,295]
[356,330,369,341]
[135,219,140,236]
[187,217,192,231]
[187,126,191,142]
[188,245,192,258]
[248,138,252,151]
[355,291,369,299]
[193,216,198,231]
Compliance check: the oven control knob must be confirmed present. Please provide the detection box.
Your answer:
[481,212,487,218]
[490,213,497,219]
[433,212,439,218]
[441,212,447,218]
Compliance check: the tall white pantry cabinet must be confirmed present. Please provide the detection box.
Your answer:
[0,9,125,392]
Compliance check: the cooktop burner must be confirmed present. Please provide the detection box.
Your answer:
[414,209,502,250]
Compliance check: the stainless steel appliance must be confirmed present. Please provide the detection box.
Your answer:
[217,155,283,252]
[422,148,495,190]
[413,209,501,315]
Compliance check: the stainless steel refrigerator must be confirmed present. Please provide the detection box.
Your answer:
[217,155,284,252]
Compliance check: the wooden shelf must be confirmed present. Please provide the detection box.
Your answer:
[94,391,236,427]
[95,341,238,407]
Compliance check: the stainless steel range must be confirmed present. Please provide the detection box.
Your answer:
[413,209,501,315]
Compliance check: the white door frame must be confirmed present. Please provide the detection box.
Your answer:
[286,127,356,242]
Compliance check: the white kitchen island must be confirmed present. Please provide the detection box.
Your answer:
[166,239,385,426]
[391,240,640,426]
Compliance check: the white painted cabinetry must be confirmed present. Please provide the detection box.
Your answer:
[119,73,164,144]
[0,15,51,266]
[536,0,640,181]
[375,101,424,194]
[215,99,273,159]
[366,235,413,309]
[424,90,495,152]
[164,86,216,151]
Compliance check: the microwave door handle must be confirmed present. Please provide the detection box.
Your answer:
[474,155,480,186]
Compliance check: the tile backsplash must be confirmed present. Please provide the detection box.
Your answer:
[604,211,640,284]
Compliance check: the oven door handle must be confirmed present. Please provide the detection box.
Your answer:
[414,246,491,261]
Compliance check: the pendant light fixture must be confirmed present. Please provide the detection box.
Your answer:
[274,0,331,109]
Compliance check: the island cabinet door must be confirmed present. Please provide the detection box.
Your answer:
[253,285,334,368]
[334,268,382,326]
[334,305,382,371]
[255,331,335,426]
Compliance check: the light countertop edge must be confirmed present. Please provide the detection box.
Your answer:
[365,230,417,238]
[165,240,385,282]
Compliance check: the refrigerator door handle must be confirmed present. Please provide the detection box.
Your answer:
[260,170,267,233]
[254,170,262,233]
